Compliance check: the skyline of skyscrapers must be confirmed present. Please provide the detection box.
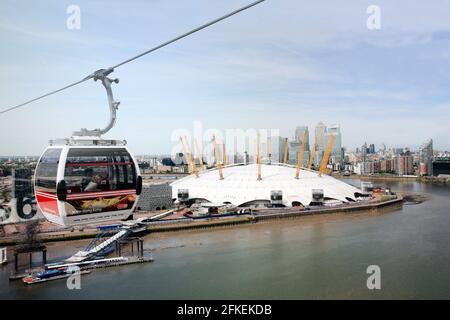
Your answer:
[170,123,441,176]
[282,122,343,169]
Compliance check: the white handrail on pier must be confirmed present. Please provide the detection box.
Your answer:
[65,229,130,263]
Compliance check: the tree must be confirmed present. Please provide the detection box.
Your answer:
[1,188,9,202]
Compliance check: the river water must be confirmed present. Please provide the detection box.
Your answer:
[1,179,449,299]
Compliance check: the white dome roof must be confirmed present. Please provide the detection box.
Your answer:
[170,164,361,207]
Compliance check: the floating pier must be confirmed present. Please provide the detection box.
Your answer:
[23,270,91,285]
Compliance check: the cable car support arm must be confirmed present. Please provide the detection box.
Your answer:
[73,69,119,137]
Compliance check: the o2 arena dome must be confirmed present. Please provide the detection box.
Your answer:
[170,163,364,207]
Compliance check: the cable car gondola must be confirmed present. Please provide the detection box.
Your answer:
[34,72,142,227]
[1,1,265,227]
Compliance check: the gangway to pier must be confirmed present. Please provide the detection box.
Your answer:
[85,230,123,256]
[66,229,131,263]
[65,209,178,263]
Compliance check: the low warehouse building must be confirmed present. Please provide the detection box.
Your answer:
[170,163,363,207]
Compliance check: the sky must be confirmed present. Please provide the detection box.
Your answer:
[1,0,450,156]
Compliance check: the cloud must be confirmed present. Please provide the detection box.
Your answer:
[294,89,418,102]
[1,0,450,154]
[362,31,432,48]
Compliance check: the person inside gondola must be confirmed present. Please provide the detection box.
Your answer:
[84,173,105,192]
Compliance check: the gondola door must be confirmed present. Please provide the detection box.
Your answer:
[34,147,65,226]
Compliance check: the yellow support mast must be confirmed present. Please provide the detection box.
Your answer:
[283,137,289,164]
[318,134,334,177]
[307,139,317,170]
[194,139,205,172]
[212,135,224,180]
[295,131,307,179]
[179,137,192,174]
[222,143,227,167]
[184,136,198,177]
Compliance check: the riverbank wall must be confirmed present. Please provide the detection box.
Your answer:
[0,197,403,246]
[337,174,449,185]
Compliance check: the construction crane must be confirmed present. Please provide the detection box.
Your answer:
[295,131,307,179]
[194,139,205,172]
[283,137,289,164]
[307,138,317,170]
[212,135,224,180]
[318,134,334,177]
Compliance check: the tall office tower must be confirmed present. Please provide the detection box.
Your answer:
[341,147,346,163]
[314,121,327,166]
[326,124,343,165]
[361,142,367,174]
[233,152,239,164]
[361,142,367,160]
[315,121,327,151]
[288,141,310,167]
[288,141,300,166]
[419,139,433,176]
[294,126,310,152]
[269,136,287,163]
[369,144,375,154]
[244,151,250,165]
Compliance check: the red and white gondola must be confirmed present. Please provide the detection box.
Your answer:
[34,72,142,227]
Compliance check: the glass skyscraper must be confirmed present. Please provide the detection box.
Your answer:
[326,124,343,165]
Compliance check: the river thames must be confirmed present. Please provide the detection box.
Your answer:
[1,178,449,299]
